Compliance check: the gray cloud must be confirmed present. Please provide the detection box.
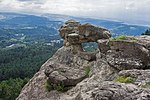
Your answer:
[17,0,32,1]
[0,0,150,26]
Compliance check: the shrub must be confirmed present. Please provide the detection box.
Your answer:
[54,83,65,91]
[45,80,53,92]
[45,80,65,92]
[114,76,135,83]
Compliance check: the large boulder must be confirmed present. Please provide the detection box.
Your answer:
[44,46,93,87]
[98,38,150,70]
[78,24,111,42]
[107,40,150,70]
[17,46,94,100]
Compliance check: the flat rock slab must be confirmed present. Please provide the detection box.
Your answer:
[45,64,87,86]
[75,81,150,100]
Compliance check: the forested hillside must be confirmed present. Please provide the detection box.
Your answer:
[0,13,63,100]
[142,28,150,35]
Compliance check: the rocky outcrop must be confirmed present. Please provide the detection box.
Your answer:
[98,38,150,70]
[59,20,111,47]
[17,20,150,100]
[44,46,90,87]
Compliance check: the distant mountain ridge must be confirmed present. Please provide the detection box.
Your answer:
[0,12,149,37]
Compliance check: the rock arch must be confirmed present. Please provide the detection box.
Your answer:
[59,20,111,55]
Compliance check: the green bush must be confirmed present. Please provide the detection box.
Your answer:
[0,78,29,100]
[45,80,65,92]
[45,80,53,92]
[54,83,65,91]
[114,76,135,83]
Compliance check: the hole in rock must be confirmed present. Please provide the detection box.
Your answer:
[82,42,98,52]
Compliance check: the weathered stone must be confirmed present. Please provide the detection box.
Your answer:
[59,20,111,46]
[97,39,110,54]
[74,81,150,100]
[78,24,111,42]
[68,33,80,45]
[59,20,80,46]
[106,40,150,70]
[45,64,87,86]
[118,69,150,86]
[71,44,83,54]
[135,35,150,65]
[43,46,93,87]
[77,51,97,61]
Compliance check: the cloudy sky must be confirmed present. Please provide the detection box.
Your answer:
[0,0,150,26]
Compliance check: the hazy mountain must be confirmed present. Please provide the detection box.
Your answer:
[0,12,149,35]
[0,12,149,49]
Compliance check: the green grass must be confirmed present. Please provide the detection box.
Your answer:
[111,35,127,41]
[114,76,135,83]
[85,66,91,77]
[129,40,137,42]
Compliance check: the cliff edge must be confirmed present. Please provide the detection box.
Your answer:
[17,20,150,100]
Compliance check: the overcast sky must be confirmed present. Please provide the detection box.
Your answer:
[0,0,150,26]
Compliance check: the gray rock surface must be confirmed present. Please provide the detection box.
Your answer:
[118,69,150,86]
[44,46,90,87]
[17,20,150,100]
[59,20,111,46]
[98,39,150,70]
[76,81,150,100]
[107,40,150,70]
